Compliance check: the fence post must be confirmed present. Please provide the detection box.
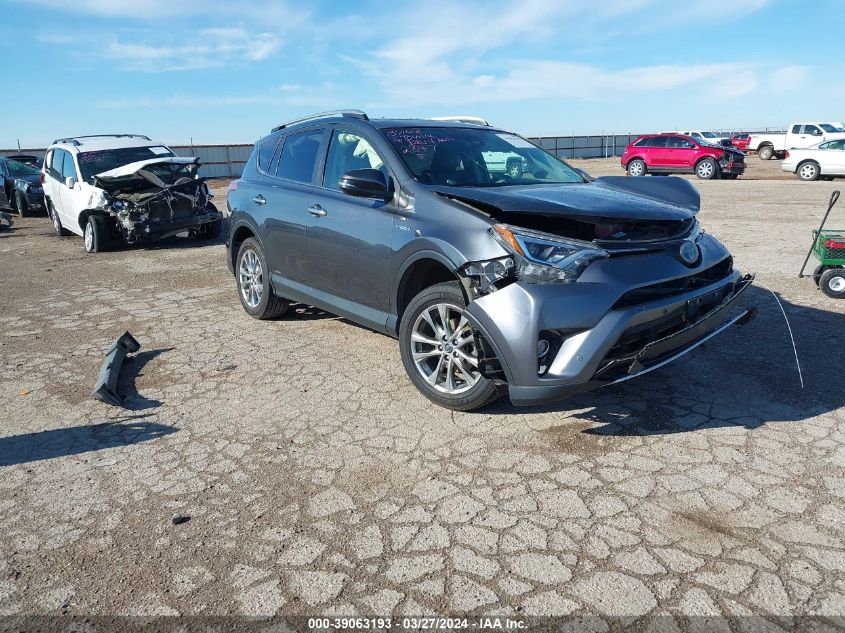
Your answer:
[225,144,233,178]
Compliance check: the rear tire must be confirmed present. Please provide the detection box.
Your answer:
[797,161,820,181]
[14,191,29,217]
[84,215,111,253]
[399,281,502,411]
[48,200,71,236]
[627,159,647,177]
[758,145,774,160]
[819,268,845,298]
[236,237,289,319]
[695,158,719,180]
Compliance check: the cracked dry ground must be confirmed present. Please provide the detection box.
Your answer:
[1,176,844,630]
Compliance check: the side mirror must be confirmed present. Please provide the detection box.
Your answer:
[339,168,391,201]
[813,129,823,136]
[64,176,76,189]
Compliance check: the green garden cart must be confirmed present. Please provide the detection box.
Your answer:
[799,190,845,298]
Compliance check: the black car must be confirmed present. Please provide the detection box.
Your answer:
[0,156,45,216]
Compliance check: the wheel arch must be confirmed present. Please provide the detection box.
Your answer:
[796,158,821,174]
[229,219,262,273]
[393,250,461,330]
[78,208,111,232]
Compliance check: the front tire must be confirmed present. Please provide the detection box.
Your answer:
[48,200,71,236]
[819,268,845,298]
[399,281,501,411]
[236,237,289,319]
[14,191,29,217]
[797,161,820,181]
[84,215,111,253]
[627,159,647,177]
[695,158,719,180]
[758,145,774,160]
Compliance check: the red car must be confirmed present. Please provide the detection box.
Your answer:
[731,133,751,152]
[620,133,746,180]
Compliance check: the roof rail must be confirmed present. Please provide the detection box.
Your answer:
[431,115,490,126]
[271,110,368,133]
[52,134,152,145]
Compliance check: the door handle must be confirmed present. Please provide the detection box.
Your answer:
[307,204,327,218]
[253,195,266,205]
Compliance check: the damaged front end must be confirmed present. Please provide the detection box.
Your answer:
[442,177,756,405]
[94,158,222,244]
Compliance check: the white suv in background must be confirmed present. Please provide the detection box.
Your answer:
[42,134,222,253]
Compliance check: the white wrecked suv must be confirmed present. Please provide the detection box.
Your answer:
[42,134,223,252]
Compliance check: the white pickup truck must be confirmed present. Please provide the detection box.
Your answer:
[750,122,845,160]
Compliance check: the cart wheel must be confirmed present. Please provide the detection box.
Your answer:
[813,264,827,286]
[819,267,845,298]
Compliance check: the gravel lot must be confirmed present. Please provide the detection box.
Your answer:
[1,157,844,629]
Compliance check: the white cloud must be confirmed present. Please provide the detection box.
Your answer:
[21,0,210,19]
[20,0,308,24]
[105,27,280,71]
[767,65,810,93]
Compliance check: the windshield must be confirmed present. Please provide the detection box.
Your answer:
[820,123,845,133]
[77,145,175,182]
[701,131,719,138]
[5,159,40,178]
[382,127,585,187]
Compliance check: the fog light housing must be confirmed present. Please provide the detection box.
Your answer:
[537,331,562,376]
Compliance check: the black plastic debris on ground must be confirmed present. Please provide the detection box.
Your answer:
[91,331,141,407]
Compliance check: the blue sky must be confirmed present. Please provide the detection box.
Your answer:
[1,0,843,148]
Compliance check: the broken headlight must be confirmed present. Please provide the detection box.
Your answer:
[463,257,515,294]
[491,224,608,284]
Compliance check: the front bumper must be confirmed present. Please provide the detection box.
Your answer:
[465,261,755,406]
[131,208,222,242]
[720,161,746,175]
[24,192,45,211]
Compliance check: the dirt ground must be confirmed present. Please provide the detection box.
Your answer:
[1,157,844,629]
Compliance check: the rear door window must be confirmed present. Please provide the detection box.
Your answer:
[276,128,325,184]
[648,136,669,148]
[667,136,694,148]
[792,125,802,134]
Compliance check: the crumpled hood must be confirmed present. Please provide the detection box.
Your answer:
[434,175,699,222]
[95,156,198,180]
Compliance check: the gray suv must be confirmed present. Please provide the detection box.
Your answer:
[227,110,754,411]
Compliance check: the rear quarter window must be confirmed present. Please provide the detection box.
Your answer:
[256,136,279,173]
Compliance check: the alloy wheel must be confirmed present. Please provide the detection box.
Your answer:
[698,162,714,178]
[239,248,263,308]
[628,161,644,176]
[411,302,481,394]
[799,163,818,180]
[84,221,94,251]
